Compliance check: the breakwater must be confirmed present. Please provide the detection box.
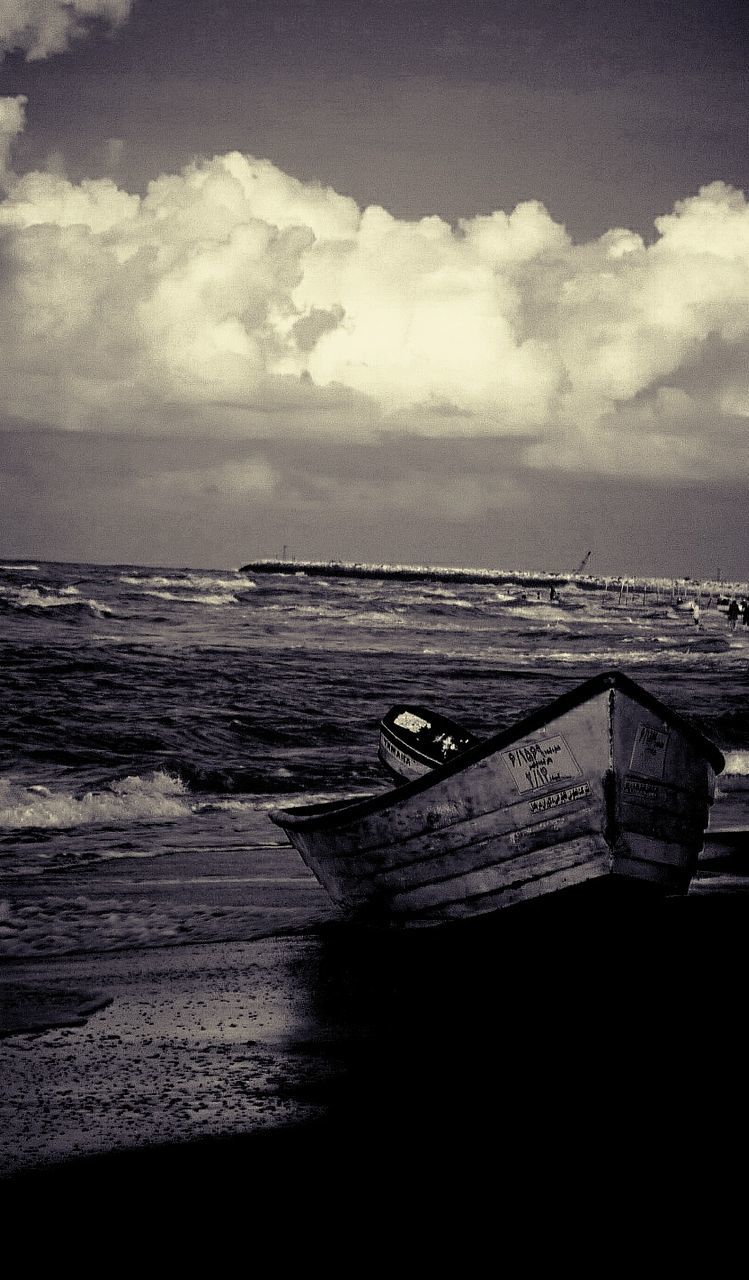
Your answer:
[239,558,746,597]
[239,559,574,588]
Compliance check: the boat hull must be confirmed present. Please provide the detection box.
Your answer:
[271,673,723,925]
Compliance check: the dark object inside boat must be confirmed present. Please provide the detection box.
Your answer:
[378,705,481,783]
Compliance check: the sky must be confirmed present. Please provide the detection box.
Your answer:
[0,1,748,577]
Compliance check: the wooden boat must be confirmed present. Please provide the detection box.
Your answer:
[378,705,480,783]
[270,671,724,925]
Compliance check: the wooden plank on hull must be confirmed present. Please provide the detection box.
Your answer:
[368,810,602,895]
[298,799,603,905]
[617,803,710,845]
[318,793,601,881]
[614,831,699,869]
[407,856,614,922]
[387,833,610,914]
[611,855,690,889]
[284,721,612,882]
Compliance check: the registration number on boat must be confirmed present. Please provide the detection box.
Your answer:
[502,735,582,793]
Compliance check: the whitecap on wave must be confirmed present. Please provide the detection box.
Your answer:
[0,585,112,615]
[143,590,240,605]
[120,573,255,591]
[202,790,370,814]
[0,771,190,831]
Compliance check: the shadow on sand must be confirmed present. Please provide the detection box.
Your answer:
[8,886,746,1209]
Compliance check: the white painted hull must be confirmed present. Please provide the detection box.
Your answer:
[271,673,723,925]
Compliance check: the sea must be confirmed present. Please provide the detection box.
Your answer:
[1,558,749,961]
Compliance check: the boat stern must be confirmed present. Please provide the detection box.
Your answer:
[607,681,723,894]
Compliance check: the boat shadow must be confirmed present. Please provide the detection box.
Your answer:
[302,885,747,1146]
[11,889,745,1206]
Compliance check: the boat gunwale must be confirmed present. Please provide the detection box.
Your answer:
[271,670,725,833]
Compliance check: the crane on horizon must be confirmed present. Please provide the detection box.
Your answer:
[577,550,592,574]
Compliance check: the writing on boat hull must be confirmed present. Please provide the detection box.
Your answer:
[528,782,592,814]
[502,735,583,794]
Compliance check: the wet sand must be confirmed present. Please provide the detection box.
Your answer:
[3,876,748,1209]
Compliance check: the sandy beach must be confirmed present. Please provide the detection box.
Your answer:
[0,931,338,1177]
[3,873,748,1207]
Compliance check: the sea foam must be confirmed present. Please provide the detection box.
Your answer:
[143,590,240,606]
[0,585,112,615]
[0,771,190,830]
[120,573,254,591]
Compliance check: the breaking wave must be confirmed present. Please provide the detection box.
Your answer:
[143,590,240,606]
[0,771,190,831]
[0,585,112,616]
[120,573,255,591]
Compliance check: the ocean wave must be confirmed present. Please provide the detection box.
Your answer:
[120,573,254,591]
[346,609,410,627]
[0,771,190,831]
[541,648,651,664]
[143,590,240,605]
[409,596,475,612]
[258,601,377,622]
[503,603,577,620]
[174,760,314,794]
[398,585,477,607]
[196,789,370,814]
[0,585,112,616]
[0,563,40,571]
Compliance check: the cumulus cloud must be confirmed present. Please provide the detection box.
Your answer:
[0,0,132,60]
[0,97,748,482]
